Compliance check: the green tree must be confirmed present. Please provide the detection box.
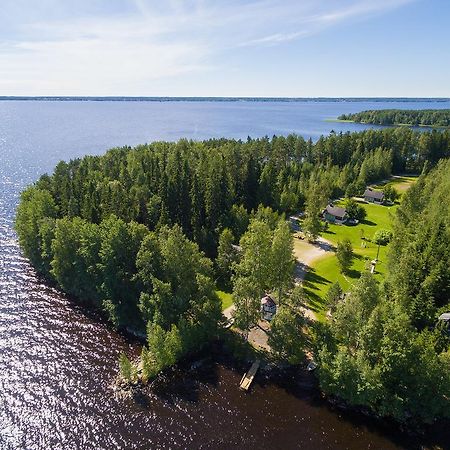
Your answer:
[382,184,400,203]
[215,228,239,290]
[268,306,306,364]
[336,239,353,274]
[326,281,343,313]
[373,229,393,246]
[317,274,450,423]
[232,276,260,338]
[303,180,326,241]
[119,352,134,383]
[15,187,57,272]
[344,198,367,221]
[270,220,295,304]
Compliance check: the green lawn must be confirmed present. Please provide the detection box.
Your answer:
[371,175,418,193]
[303,196,408,321]
[216,290,233,310]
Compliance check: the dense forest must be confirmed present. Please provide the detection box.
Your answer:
[316,159,450,423]
[338,109,450,127]
[15,128,450,421]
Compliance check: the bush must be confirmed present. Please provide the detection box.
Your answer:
[344,198,367,221]
[373,229,393,246]
[336,239,353,274]
[383,185,400,203]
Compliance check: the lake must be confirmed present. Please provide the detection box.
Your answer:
[1,99,449,449]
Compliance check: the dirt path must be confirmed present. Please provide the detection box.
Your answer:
[293,236,334,320]
[223,304,235,321]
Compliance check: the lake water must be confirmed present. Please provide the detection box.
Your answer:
[1,99,449,449]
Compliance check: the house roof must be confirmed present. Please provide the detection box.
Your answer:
[325,204,347,218]
[439,313,450,321]
[261,295,276,307]
[364,188,384,200]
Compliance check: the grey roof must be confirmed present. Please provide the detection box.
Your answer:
[261,295,276,306]
[439,313,450,321]
[325,204,347,218]
[364,188,384,200]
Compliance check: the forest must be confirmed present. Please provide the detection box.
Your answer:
[15,127,450,422]
[316,159,450,423]
[338,109,450,127]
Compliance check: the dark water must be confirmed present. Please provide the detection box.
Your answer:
[1,99,450,449]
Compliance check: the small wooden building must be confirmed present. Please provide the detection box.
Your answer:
[261,295,277,321]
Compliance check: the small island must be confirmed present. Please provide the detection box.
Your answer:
[336,108,450,128]
[15,127,450,426]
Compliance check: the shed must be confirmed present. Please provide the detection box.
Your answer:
[261,295,277,321]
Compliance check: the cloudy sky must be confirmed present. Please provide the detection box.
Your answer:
[0,0,448,97]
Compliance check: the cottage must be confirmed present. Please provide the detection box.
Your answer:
[323,204,348,224]
[364,188,385,204]
[261,295,277,321]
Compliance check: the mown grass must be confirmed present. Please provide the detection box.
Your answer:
[216,290,233,310]
[303,176,417,321]
[371,175,418,193]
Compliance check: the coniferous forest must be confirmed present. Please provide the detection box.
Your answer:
[338,109,450,127]
[15,127,450,423]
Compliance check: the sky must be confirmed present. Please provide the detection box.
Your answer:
[0,0,449,97]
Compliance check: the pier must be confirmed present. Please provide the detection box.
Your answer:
[239,359,260,391]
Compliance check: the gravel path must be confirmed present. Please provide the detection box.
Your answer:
[293,236,334,320]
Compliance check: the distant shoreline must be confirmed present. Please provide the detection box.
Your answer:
[326,118,450,129]
[1,96,450,103]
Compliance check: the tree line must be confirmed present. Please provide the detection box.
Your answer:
[315,159,450,424]
[338,109,450,128]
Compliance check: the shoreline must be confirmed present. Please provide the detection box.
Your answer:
[326,118,449,129]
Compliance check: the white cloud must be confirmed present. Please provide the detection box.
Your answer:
[0,0,415,95]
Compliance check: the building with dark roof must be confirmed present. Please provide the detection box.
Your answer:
[323,204,348,224]
[364,188,385,204]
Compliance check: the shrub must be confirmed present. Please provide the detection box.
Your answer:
[373,229,393,246]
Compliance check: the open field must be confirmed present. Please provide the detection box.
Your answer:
[303,176,417,321]
[371,174,418,193]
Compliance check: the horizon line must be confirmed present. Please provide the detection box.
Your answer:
[1,96,450,102]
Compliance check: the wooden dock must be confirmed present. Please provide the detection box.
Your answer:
[239,359,260,391]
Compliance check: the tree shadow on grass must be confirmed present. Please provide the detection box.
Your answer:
[346,268,362,280]
[303,268,330,290]
[303,287,327,314]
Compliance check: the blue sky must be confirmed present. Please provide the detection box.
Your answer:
[0,0,449,97]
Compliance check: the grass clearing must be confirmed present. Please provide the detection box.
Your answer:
[217,290,233,310]
[371,175,418,193]
[302,177,417,320]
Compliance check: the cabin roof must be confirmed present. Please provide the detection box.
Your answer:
[261,295,276,307]
[325,204,347,218]
[364,188,384,200]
